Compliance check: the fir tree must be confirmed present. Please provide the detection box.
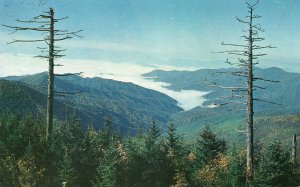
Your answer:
[196,125,226,164]
[255,141,293,186]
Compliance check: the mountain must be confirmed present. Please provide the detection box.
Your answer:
[144,67,300,111]
[0,79,70,119]
[1,73,183,133]
[143,67,300,144]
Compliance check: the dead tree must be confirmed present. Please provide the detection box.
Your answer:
[292,134,297,164]
[2,8,82,140]
[212,1,278,185]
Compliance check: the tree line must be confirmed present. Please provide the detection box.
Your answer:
[0,114,297,186]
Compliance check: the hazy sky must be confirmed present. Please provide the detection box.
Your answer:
[1,0,300,69]
[1,0,300,110]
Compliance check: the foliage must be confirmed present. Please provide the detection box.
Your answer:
[254,141,294,186]
[1,73,182,133]
[196,125,226,164]
[0,114,299,186]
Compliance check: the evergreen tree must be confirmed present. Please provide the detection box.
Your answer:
[77,125,100,186]
[59,148,76,186]
[227,144,247,187]
[255,141,293,186]
[196,125,226,164]
[163,124,187,186]
[93,143,118,187]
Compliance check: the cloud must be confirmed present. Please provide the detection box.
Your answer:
[0,52,208,110]
[0,53,47,76]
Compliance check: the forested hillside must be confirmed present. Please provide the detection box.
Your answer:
[144,67,300,149]
[144,67,300,111]
[1,73,182,133]
[0,79,69,118]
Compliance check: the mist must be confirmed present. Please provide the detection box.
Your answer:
[0,53,208,110]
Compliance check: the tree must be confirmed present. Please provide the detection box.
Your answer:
[255,141,293,186]
[213,1,278,184]
[196,125,226,164]
[2,8,82,140]
[163,124,186,186]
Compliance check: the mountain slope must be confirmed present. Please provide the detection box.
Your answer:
[0,79,69,118]
[143,67,300,143]
[144,67,300,111]
[1,73,183,133]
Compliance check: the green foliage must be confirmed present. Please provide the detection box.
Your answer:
[254,141,294,186]
[227,145,247,187]
[1,73,182,133]
[196,125,226,164]
[58,148,76,186]
[0,114,299,187]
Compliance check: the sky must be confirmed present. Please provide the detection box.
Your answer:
[1,0,300,110]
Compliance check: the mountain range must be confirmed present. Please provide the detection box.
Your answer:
[143,67,300,145]
[0,72,182,133]
[1,67,300,146]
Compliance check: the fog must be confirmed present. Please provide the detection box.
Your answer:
[0,53,208,110]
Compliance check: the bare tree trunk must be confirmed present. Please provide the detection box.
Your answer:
[2,8,82,140]
[292,134,297,164]
[46,8,55,140]
[246,7,254,185]
[213,1,277,186]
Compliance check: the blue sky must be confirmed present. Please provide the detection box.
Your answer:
[1,0,300,70]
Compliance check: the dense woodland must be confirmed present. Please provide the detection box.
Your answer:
[0,114,298,186]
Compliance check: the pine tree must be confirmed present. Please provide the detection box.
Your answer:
[163,124,186,186]
[93,143,118,187]
[255,141,293,186]
[196,125,226,164]
[59,148,76,186]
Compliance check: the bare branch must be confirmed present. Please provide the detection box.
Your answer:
[253,85,266,90]
[2,24,50,32]
[253,77,280,83]
[33,15,51,19]
[253,24,264,32]
[253,53,267,57]
[236,16,250,24]
[53,16,69,21]
[53,54,66,58]
[210,83,247,90]
[53,36,73,41]
[253,45,276,50]
[219,101,247,106]
[221,41,248,47]
[16,19,49,24]
[253,98,281,105]
[54,91,81,95]
[34,55,49,58]
[7,39,46,44]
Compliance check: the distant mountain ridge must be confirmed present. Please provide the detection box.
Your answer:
[1,72,183,133]
[143,67,300,112]
[143,67,300,143]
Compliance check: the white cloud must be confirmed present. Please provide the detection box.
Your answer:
[0,52,208,110]
[0,53,48,76]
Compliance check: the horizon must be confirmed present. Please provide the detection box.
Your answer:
[1,0,300,109]
[1,0,300,71]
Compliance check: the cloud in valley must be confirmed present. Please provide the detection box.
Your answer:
[0,53,208,110]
